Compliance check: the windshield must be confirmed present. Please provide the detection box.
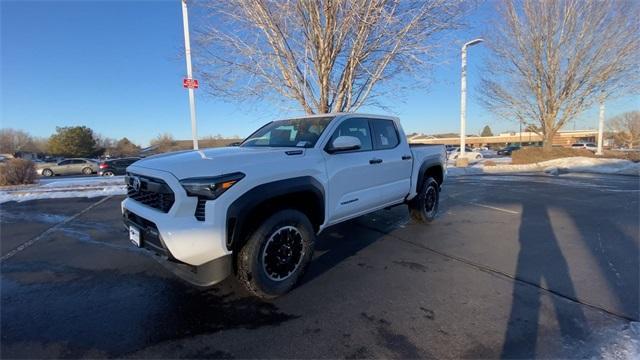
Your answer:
[241,116,334,148]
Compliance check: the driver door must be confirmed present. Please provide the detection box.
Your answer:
[324,117,387,225]
[56,160,72,174]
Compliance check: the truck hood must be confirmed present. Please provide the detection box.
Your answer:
[130,147,304,179]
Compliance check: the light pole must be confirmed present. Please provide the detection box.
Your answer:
[459,38,483,164]
[596,92,605,155]
[181,0,199,150]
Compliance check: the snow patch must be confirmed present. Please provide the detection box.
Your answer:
[0,176,126,203]
[448,157,640,177]
[596,321,640,360]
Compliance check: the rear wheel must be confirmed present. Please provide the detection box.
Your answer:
[82,167,93,175]
[237,209,315,299]
[102,171,114,177]
[42,169,53,177]
[410,177,440,223]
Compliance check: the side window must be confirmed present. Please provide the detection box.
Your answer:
[58,160,71,165]
[328,118,373,151]
[371,120,399,150]
[72,160,85,164]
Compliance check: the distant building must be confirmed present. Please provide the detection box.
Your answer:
[409,129,599,147]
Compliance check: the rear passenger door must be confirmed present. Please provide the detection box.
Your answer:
[369,119,412,205]
[71,159,86,174]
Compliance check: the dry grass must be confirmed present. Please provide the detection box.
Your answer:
[483,160,497,166]
[602,150,640,162]
[0,159,37,186]
[511,147,640,164]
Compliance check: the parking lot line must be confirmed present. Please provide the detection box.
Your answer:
[1,196,113,262]
[468,202,520,215]
[445,190,520,215]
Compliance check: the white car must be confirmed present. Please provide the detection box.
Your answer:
[447,147,483,160]
[571,143,598,152]
[122,113,446,298]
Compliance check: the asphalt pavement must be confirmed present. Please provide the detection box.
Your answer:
[1,173,638,358]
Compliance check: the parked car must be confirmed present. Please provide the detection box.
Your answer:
[37,158,99,176]
[571,143,598,152]
[497,145,521,156]
[447,146,482,160]
[98,157,140,176]
[122,113,446,298]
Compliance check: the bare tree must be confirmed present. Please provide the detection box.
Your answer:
[608,111,640,149]
[0,128,36,154]
[194,0,470,114]
[479,0,639,151]
[150,133,176,153]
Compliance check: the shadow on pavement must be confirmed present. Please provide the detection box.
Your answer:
[501,202,590,358]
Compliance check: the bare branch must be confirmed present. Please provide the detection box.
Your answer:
[479,0,640,151]
[193,0,471,113]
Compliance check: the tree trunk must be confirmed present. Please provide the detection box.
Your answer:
[542,132,554,153]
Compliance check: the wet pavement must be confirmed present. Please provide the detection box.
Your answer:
[1,173,638,358]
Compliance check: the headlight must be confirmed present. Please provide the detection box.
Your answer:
[179,172,245,200]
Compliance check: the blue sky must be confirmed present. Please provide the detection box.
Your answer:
[1,0,638,146]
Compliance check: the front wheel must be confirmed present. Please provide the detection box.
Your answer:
[237,209,315,299]
[42,169,53,177]
[409,177,440,223]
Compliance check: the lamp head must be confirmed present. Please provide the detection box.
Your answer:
[464,38,484,48]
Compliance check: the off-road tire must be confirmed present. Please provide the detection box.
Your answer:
[409,177,440,223]
[237,209,315,299]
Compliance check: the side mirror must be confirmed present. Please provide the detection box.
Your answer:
[328,136,361,153]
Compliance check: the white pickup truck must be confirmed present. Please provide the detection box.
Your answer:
[122,113,446,298]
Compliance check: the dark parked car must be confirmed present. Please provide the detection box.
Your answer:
[497,145,521,156]
[98,157,140,176]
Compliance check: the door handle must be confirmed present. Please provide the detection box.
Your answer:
[369,158,383,164]
[402,155,412,160]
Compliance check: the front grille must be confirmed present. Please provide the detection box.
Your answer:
[195,198,207,221]
[126,173,175,213]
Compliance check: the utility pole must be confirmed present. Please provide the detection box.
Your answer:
[459,38,483,165]
[596,94,605,155]
[181,0,199,150]
[519,120,522,146]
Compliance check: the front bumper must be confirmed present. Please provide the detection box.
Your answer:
[122,210,232,287]
[121,166,232,286]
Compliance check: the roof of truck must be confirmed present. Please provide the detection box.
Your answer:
[279,112,400,121]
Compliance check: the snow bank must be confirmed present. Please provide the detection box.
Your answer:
[594,321,640,360]
[0,176,126,204]
[448,157,640,177]
[39,176,124,187]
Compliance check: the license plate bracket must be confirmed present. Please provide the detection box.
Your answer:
[129,226,141,247]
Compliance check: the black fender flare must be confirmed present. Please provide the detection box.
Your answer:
[417,160,444,191]
[225,176,325,251]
